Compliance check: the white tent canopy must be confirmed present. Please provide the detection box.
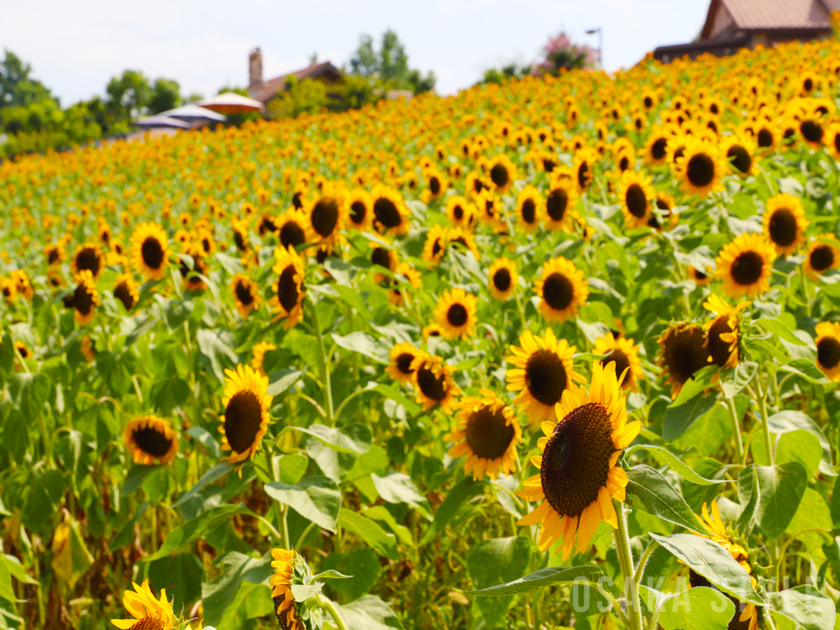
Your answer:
[133,115,192,129]
[197,92,265,114]
[159,103,226,121]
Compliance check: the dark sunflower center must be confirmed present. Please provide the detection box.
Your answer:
[652,138,667,160]
[274,597,297,630]
[730,251,764,285]
[818,336,840,369]
[601,349,631,385]
[141,237,164,269]
[311,197,339,237]
[395,352,415,375]
[75,247,101,276]
[541,402,615,518]
[224,390,263,454]
[686,153,715,187]
[465,406,516,460]
[768,208,797,247]
[371,248,393,270]
[493,268,512,292]
[543,158,557,172]
[804,78,814,92]
[547,188,569,221]
[801,120,823,143]
[74,282,94,316]
[577,162,590,189]
[374,197,402,229]
[619,155,630,171]
[261,216,277,233]
[234,230,247,252]
[728,145,752,173]
[47,248,60,264]
[542,272,574,312]
[525,349,568,407]
[644,96,653,108]
[521,199,537,224]
[416,365,447,401]
[673,146,686,163]
[279,222,306,249]
[235,281,254,305]
[490,163,509,188]
[429,176,441,196]
[453,204,464,220]
[431,239,443,257]
[664,326,709,384]
[132,426,173,458]
[625,184,647,218]
[350,201,367,224]
[694,269,708,281]
[811,244,835,271]
[277,265,300,313]
[758,128,773,147]
[708,316,736,368]
[292,192,303,209]
[114,282,135,311]
[128,618,166,630]
[835,133,840,154]
[447,303,468,327]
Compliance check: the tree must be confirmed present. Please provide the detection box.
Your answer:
[148,78,181,114]
[533,33,596,76]
[266,75,327,120]
[347,30,435,95]
[0,50,53,109]
[478,61,531,86]
[106,70,151,122]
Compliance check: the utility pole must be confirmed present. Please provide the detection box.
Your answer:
[585,28,603,69]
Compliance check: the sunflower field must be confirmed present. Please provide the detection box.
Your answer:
[4,29,840,630]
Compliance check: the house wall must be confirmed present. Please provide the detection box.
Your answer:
[708,2,736,39]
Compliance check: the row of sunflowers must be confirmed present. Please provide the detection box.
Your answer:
[2,31,840,630]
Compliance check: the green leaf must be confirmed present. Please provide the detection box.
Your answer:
[290,583,323,602]
[331,332,390,364]
[142,552,204,612]
[774,359,829,384]
[288,423,371,454]
[776,431,822,479]
[463,565,603,597]
[362,506,413,547]
[201,552,273,626]
[7,372,52,421]
[736,466,760,534]
[422,477,487,544]
[214,580,273,629]
[312,569,353,581]
[337,595,405,630]
[323,548,380,602]
[0,559,16,604]
[266,368,303,396]
[720,361,758,398]
[624,445,726,485]
[122,464,160,495]
[640,586,735,630]
[756,317,806,346]
[172,463,231,509]
[146,504,257,561]
[671,366,717,406]
[337,508,400,560]
[785,488,833,566]
[768,586,835,630]
[663,391,720,442]
[625,465,706,534]
[109,501,149,552]
[467,537,531,625]
[20,470,65,533]
[197,329,238,381]
[755,463,808,539]
[372,384,420,414]
[264,476,341,531]
[371,472,431,519]
[650,533,763,605]
[767,410,835,477]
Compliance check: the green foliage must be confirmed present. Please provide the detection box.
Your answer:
[348,30,435,95]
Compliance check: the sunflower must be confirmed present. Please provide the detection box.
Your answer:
[422,323,444,338]
[689,265,713,285]
[275,210,309,251]
[0,277,16,303]
[544,175,579,231]
[81,336,96,362]
[111,579,174,630]
[124,416,178,466]
[715,233,776,298]
[804,234,840,277]
[130,222,170,281]
[674,138,726,198]
[815,321,840,382]
[73,270,100,326]
[386,342,420,383]
[72,243,104,279]
[644,127,670,166]
[506,328,584,425]
[573,148,598,192]
[251,341,277,376]
[178,245,208,292]
[515,186,543,232]
[346,188,373,231]
[270,246,306,329]
[44,243,64,266]
[486,154,517,192]
[618,170,655,229]
[447,227,480,259]
[445,196,474,229]
[704,294,748,369]
[763,194,809,256]
[826,123,840,161]
[517,361,640,560]
[487,258,518,301]
[721,133,757,177]
[421,225,448,265]
[219,364,273,466]
[11,270,33,301]
[659,323,711,396]
[534,257,589,322]
[370,243,398,284]
[305,184,347,246]
[799,117,824,150]
[410,353,462,413]
[593,333,644,390]
[446,390,523,481]
[371,185,410,236]
[270,549,303,630]
[434,288,478,340]
[420,169,448,204]
[230,273,261,319]
[649,191,677,230]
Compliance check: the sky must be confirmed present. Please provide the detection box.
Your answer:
[1,0,711,106]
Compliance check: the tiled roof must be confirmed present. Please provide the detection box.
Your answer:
[251,61,342,103]
[721,0,832,31]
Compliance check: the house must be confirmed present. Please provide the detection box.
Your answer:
[653,0,840,63]
[247,48,343,105]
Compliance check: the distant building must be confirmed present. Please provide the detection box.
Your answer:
[654,0,840,63]
[247,48,343,105]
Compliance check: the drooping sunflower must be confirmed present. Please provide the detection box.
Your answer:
[410,353,462,413]
[704,294,748,369]
[219,364,273,466]
[113,274,139,313]
[305,184,347,246]
[73,270,100,326]
[270,246,306,329]
[386,342,420,383]
[674,137,726,198]
[275,210,309,251]
[534,257,589,322]
[130,222,170,281]
[270,548,303,630]
[517,361,641,560]
[421,225,448,265]
[658,323,711,396]
[593,333,644,390]
[434,288,478,340]
[487,258,518,301]
[124,415,178,466]
[763,194,809,256]
[618,170,655,229]
[446,390,523,481]
[72,243,104,279]
[230,273,261,319]
[111,579,174,630]
[486,154,517,192]
[506,328,584,424]
[515,186,543,232]
[251,341,277,376]
[544,175,579,232]
[371,185,410,236]
[815,321,840,382]
[804,234,840,277]
[715,233,776,298]
[346,188,373,231]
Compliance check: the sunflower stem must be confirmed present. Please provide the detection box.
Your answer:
[310,301,335,425]
[513,287,528,333]
[613,500,643,630]
[724,395,745,463]
[753,372,774,466]
[800,264,811,316]
[317,593,349,630]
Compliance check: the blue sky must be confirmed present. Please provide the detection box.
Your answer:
[1,0,711,105]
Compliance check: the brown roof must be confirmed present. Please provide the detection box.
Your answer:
[250,61,342,103]
[702,0,832,38]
